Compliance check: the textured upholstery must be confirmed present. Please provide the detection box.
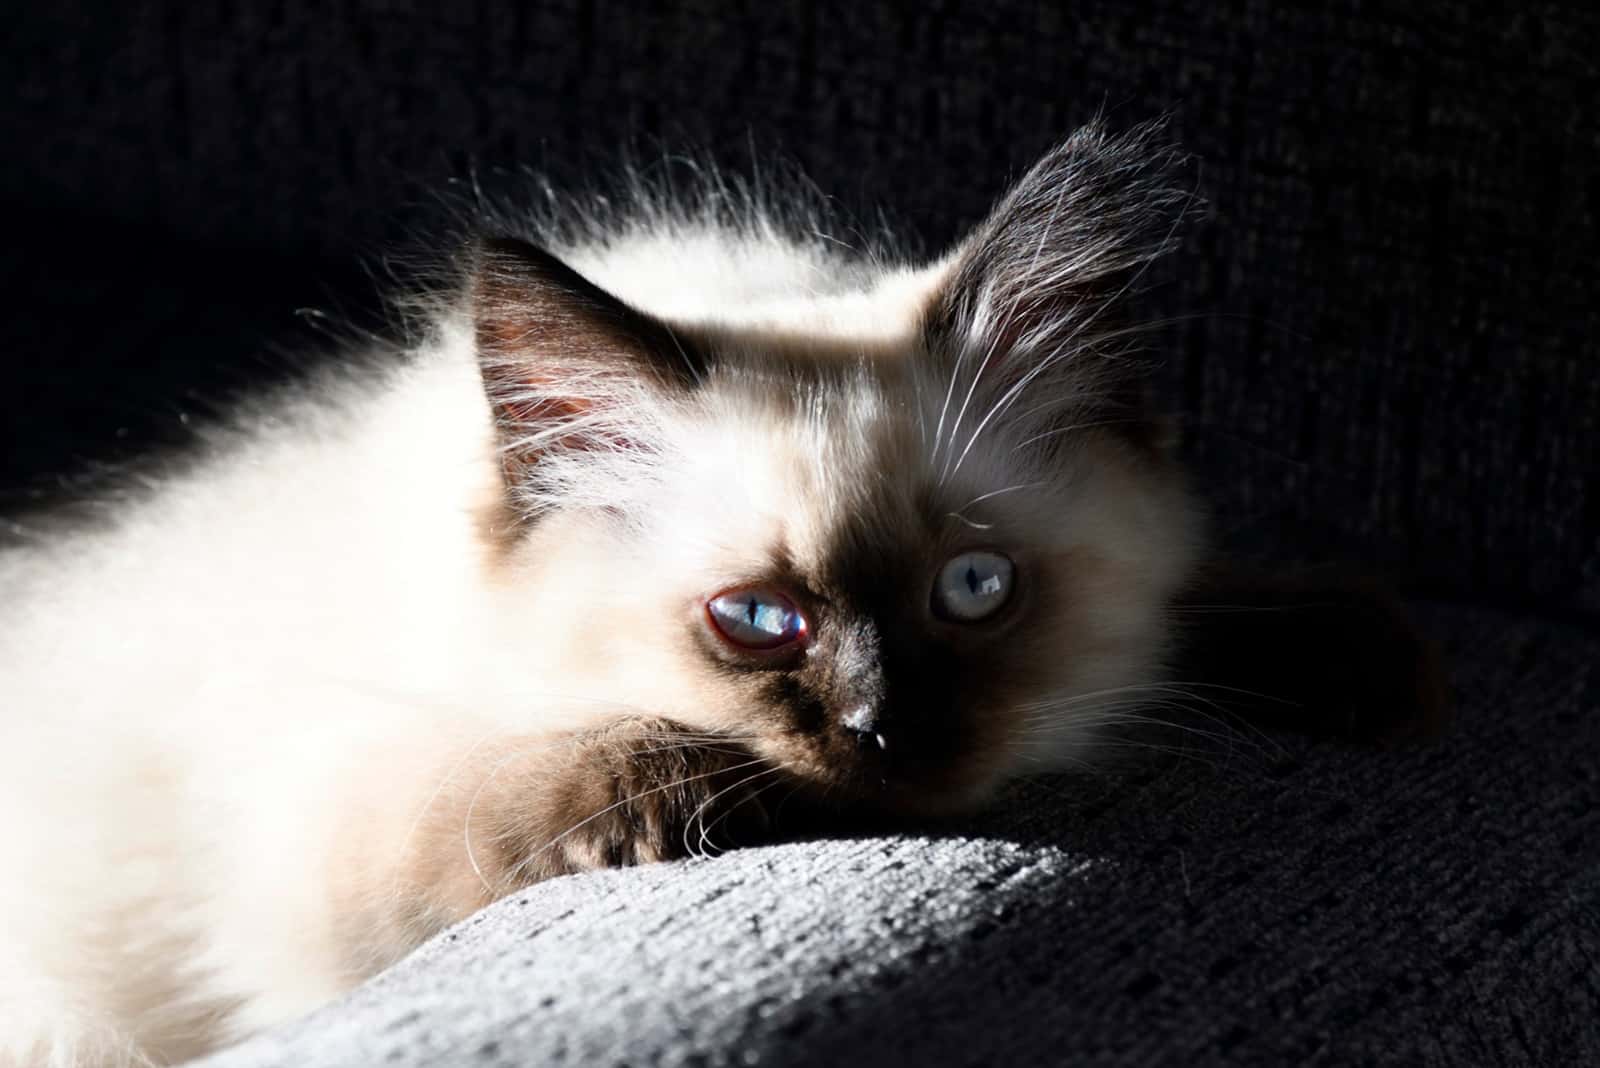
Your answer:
[3,2,1596,1064]
[196,605,1600,1067]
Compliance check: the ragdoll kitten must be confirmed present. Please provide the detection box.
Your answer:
[0,122,1437,1067]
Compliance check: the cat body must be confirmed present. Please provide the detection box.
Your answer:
[0,124,1202,1065]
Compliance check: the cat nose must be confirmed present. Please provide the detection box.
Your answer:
[842,704,888,751]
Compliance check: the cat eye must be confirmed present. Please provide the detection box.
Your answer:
[932,551,1015,622]
[706,588,808,651]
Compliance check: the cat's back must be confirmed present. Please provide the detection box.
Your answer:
[0,334,498,726]
[0,330,508,1062]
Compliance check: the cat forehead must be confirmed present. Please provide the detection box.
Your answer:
[663,359,1035,579]
[674,364,912,518]
[562,240,949,345]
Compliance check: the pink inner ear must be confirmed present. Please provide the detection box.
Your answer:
[494,386,583,428]
[503,392,591,463]
[474,241,694,482]
[486,366,642,474]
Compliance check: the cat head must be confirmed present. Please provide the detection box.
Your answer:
[471,122,1202,812]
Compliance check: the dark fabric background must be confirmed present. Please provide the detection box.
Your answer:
[4,2,1597,618]
[4,6,1599,1065]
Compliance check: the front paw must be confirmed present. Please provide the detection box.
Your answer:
[512,717,778,882]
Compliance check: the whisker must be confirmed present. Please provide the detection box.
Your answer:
[929,335,968,469]
[688,766,785,860]
[769,780,813,833]
[955,480,1049,513]
[941,339,1086,483]
[462,746,542,895]
[1010,678,1293,761]
[1029,706,1249,750]
[938,308,1014,480]
[945,512,995,531]
[517,757,770,875]
[1011,416,1149,452]
[388,723,519,906]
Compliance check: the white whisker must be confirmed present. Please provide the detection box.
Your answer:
[517,757,769,876]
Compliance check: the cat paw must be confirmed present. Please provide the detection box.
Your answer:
[513,717,777,881]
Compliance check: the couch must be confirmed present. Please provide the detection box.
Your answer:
[4,3,1596,1064]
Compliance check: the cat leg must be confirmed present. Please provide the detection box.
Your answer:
[486,716,778,884]
[335,717,778,972]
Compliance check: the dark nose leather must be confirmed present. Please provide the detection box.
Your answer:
[842,704,887,750]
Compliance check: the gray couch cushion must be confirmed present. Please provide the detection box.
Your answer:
[196,603,1600,1067]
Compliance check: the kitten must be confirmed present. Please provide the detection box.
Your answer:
[0,122,1430,1067]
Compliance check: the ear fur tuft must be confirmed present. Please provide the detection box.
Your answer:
[924,120,1197,460]
[472,237,707,521]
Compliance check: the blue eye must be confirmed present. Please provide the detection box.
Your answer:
[706,588,808,650]
[933,551,1015,622]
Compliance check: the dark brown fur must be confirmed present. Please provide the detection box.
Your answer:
[1170,563,1451,745]
[394,719,776,933]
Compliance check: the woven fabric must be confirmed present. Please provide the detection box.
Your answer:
[196,603,1600,1067]
[2,4,1597,1065]
[3,1,1597,613]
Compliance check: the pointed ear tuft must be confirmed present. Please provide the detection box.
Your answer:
[923,121,1196,455]
[472,237,707,515]
[929,120,1194,358]
[474,236,705,390]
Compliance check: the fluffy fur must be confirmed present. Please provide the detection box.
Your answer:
[0,121,1201,1066]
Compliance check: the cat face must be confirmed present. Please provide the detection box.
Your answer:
[475,123,1201,812]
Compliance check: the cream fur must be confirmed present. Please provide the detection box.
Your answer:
[0,127,1200,1066]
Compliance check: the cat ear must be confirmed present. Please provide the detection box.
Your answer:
[924,121,1194,451]
[472,237,707,507]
